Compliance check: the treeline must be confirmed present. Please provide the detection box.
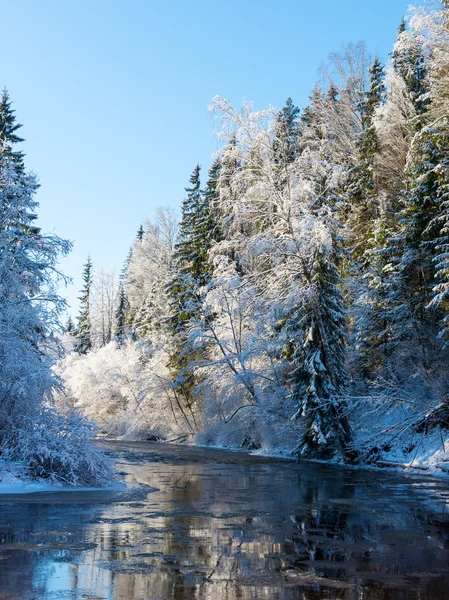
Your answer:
[61,2,449,462]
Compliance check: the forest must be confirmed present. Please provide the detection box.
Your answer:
[2,1,449,485]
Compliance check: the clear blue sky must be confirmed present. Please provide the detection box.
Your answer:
[1,0,410,314]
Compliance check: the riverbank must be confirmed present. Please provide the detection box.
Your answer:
[104,423,449,480]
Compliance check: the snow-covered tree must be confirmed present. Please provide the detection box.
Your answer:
[126,206,177,341]
[90,264,118,348]
[114,283,128,343]
[74,256,93,354]
[208,96,355,459]
[0,90,113,485]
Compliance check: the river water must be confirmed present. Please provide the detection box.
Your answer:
[0,441,449,599]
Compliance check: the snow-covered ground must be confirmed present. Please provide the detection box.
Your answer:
[245,429,449,478]
[374,428,449,477]
[0,460,124,495]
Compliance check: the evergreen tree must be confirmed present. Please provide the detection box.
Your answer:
[422,122,449,338]
[166,163,222,420]
[273,97,300,169]
[124,228,144,328]
[391,19,429,117]
[363,21,433,368]
[0,88,25,166]
[0,90,71,450]
[74,256,93,354]
[166,164,205,341]
[345,57,386,260]
[114,283,128,343]
[290,243,354,460]
[196,158,222,262]
[65,315,75,333]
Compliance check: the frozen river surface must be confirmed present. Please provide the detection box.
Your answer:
[0,441,449,599]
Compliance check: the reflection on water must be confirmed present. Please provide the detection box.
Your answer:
[1,442,449,599]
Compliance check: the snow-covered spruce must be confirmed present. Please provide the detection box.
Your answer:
[0,90,114,487]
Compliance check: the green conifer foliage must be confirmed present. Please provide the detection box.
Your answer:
[293,247,354,460]
[346,57,386,260]
[165,163,223,422]
[65,315,75,333]
[391,20,429,117]
[423,121,449,337]
[75,257,93,354]
[0,89,25,166]
[273,97,300,169]
[115,283,128,343]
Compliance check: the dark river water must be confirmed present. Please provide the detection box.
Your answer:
[0,442,449,600]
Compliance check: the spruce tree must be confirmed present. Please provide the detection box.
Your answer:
[268,91,355,459]
[290,244,354,460]
[367,22,433,366]
[166,163,222,420]
[114,283,128,344]
[0,90,71,450]
[65,315,75,333]
[195,158,222,261]
[0,89,25,166]
[273,97,300,169]
[75,256,93,354]
[166,164,204,339]
[422,122,449,338]
[391,20,429,117]
[346,57,386,260]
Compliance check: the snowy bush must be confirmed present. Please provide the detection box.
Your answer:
[2,407,115,486]
[56,340,184,441]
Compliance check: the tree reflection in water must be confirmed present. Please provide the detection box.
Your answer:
[0,441,449,600]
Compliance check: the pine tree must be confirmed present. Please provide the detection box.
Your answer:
[74,256,93,354]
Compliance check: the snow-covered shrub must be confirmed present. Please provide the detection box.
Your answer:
[3,407,115,486]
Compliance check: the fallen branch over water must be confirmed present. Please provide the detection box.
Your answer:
[165,433,194,443]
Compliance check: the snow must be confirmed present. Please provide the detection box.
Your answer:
[377,429,449,477]
[0,462,125,495]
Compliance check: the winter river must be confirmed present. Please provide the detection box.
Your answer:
[0,442,449,600]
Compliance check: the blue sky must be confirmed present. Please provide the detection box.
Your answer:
[1,0,410,314]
